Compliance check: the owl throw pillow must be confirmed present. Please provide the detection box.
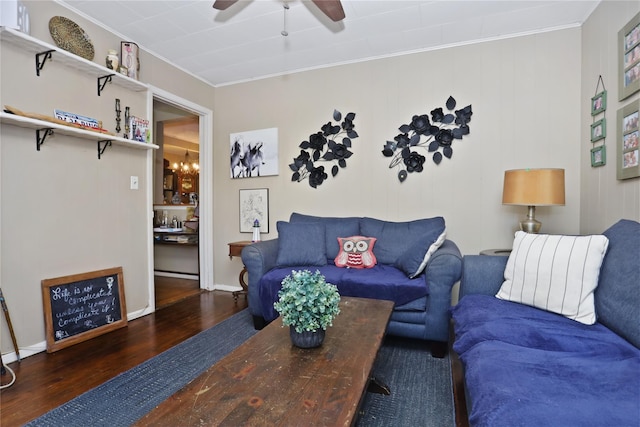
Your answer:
[334,236,377,269]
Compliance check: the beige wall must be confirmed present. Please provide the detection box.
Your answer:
[0,1,214,356]
[580,1,640,233]
[212,28,583,289]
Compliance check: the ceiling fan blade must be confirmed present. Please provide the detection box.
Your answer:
[213,0,238,10]
[311,0,345,22]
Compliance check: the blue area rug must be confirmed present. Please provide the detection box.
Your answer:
[27,309,258,427]
[28,309,453,426]
[357,336,454,427]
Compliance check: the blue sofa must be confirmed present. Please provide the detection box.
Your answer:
[242,213,463,356]
[451,219,640,427]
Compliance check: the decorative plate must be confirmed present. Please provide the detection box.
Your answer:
[48,16,95,60]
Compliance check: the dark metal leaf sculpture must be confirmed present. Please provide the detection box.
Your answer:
[446,96,456,110]
[290,110,358,188]
[382,96,473,182]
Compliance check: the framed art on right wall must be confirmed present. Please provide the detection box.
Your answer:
[617,100,640,180]
[591,145,606,167]
[618,12,640,101]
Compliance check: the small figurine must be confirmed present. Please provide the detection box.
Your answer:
[252,219,261,242]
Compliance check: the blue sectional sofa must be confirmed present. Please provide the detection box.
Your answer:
[242,212,463,356]
[451,219,640,427]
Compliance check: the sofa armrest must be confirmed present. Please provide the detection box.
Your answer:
[459,255,508,299]
[422,239,463,342]
[425,239,463,289]
[241,239,279,317]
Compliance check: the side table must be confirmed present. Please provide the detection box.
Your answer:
[228,241,252,302]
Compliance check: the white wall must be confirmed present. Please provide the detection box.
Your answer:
[212,28,583,290]
[580,1,640,233]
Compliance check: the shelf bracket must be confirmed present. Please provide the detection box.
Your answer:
[36,128,54,151]
[97,140,112,159]
[35,50,54,76]
[97,74,115,96]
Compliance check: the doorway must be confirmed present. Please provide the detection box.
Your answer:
[146,86,214,314]
[152,100,201,308]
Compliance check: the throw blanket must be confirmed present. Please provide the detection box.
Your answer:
[259,265,428,321]
[451,295,640,427]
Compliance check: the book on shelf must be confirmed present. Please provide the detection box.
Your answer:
[128,116,150,143]
[53,109,100,129]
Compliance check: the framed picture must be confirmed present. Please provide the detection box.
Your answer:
[618,12,640,101]
[230,128,279,179]
[239,188,269,233]
[590,118,606,142]
[591,90,607,116]
[617,100,640,180]
[590,145,606,167]
[120,41,139,80]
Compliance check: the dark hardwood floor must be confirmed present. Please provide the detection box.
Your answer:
[154,275,203,309]
[0,281,248,427]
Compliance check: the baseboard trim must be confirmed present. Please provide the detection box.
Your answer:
[154,271,199,280]
[1,341,46,364]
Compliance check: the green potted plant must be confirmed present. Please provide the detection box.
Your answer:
[273,269,341,348]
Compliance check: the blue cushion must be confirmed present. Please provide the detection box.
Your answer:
[595,219,640,348]
[396,226,447,278]
[258,265,428,322]
[289,212,360,260]
[275,221,327,267]
[360,217,446,275]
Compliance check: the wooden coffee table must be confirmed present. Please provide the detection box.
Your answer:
[135,297,394,426]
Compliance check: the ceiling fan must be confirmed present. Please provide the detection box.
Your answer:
[213,0,345,22]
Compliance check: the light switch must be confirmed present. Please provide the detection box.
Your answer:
[130,176,139,190]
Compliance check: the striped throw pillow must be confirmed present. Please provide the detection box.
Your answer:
[496,231,609,325]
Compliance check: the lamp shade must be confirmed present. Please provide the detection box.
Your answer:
[502,168,565,206]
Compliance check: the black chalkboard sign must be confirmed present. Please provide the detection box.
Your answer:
[42,267,127,352]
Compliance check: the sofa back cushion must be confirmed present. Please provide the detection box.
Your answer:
[360,216,446,276]
[289,213,360,260]
[275,221,327,267]
[595,219,640,348]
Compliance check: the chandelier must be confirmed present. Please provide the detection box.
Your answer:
[172,150,199,177]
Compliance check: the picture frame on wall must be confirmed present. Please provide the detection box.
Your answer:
[590,145,606,167]
[617,100,640,180]
[591,90,607,116]
[618,12,640,101]
[239,188,269,233]
[230,128,279,179]
[590,118,606,142]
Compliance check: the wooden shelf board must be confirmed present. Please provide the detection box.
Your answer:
[0,26,147,92]
[1,112,159,150]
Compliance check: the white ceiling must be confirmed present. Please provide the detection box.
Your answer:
[59,0,600,87]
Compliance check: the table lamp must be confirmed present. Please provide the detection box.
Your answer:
[502,168,565,233]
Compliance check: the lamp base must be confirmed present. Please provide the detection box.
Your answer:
[519,206,541,233]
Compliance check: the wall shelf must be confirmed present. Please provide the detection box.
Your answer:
[1,112,158,158]
[0,26,148,94]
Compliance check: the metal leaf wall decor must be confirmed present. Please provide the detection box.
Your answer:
[290,110,359,188]
[382,96,473,182]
